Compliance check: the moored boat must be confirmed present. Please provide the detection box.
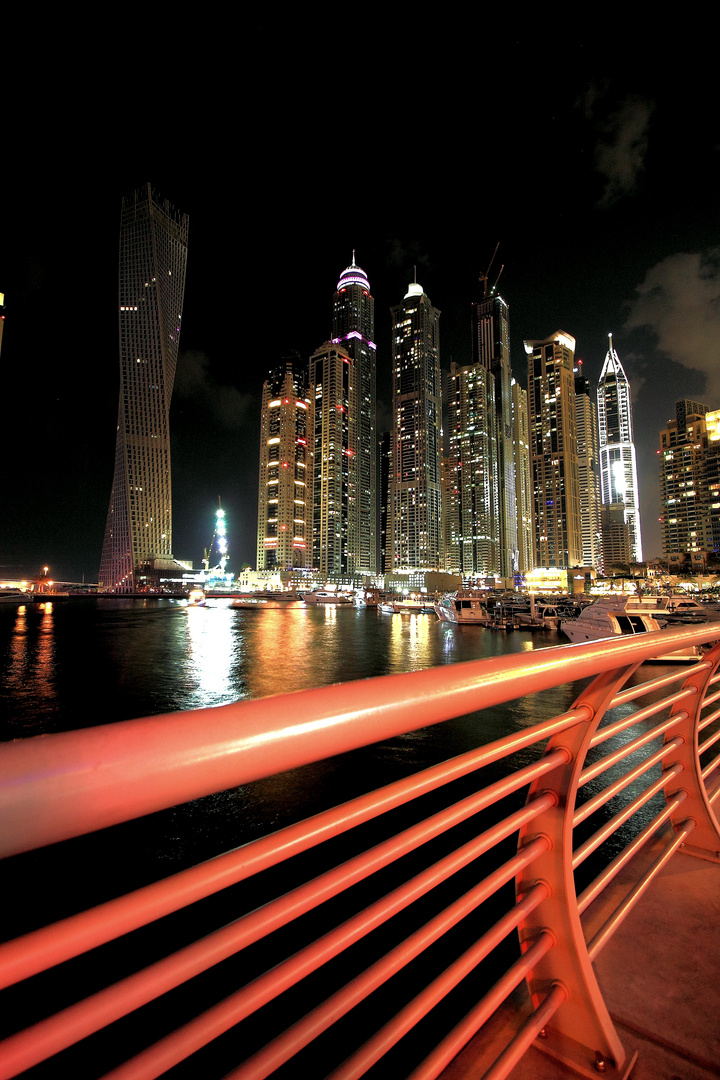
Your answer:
[560,595,701,662]
[302,590,353,604]
[434,592,491,625]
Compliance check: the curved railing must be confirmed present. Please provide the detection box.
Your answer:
[1,624,720,1079]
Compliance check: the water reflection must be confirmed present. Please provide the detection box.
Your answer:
[182,604,238,709]
[1,603,58,736]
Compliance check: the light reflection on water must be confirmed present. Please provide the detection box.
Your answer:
[0,600,578,741]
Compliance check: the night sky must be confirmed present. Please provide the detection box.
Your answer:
[2,33,718,583]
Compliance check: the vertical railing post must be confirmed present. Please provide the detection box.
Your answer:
[664,640,720,863]
[513,662,642,1079]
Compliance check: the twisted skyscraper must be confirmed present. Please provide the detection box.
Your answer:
[100,185,189,591]
[597,334,642,562]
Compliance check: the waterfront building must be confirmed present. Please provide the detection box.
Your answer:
[379,431,391,575]
[575,366,603,569]
[99,185,189,592]
[659,401,720,562]
[597,334,643,562]
[471,290,518,576]
[600,502,632,570]
[256,355,313,571]
[524,331,583,568]
[511,379,534,575]
[446,360,498,576]
[332,256,377,573]
[390,279,442,571]
[310,340,355,577]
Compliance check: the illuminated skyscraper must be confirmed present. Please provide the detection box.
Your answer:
[390,279,442,570]
[100,185,189,592]
[574,367,603,568]
[310,340,354,576]
[446,361,498,575]
[471,290,518,575]
[525,331,582,568]
[511,379,534,574]
[332,255,377,573]
[659,401,720,562]
[597,334,643,561]
[257,355,313,570]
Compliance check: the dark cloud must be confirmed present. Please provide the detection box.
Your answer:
[175,350,255,427]
[580,87,654,206]
[625,249,720,403]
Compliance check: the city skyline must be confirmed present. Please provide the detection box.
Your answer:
[1,46,717,581]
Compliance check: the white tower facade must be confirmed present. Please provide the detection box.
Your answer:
[597,334,643,562]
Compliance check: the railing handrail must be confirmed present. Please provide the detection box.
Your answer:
[2,623,720,1080]
[1,623,717,858]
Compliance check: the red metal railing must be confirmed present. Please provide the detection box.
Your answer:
[1,623,720,1079]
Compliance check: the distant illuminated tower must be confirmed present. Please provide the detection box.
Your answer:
[390,278,442,570]
[257,355,313,570]
[446,360,498,575]
[511,379,533,574]
[659,401,720,562]
[597,334,643,562]
[0,292,5,357]
[310,340,354,576]
[332,255,377,574]
[471,287,518,576]
[100,185,188,592]
[525,331,582,568]
[575,365,603,568]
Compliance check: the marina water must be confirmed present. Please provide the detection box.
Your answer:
[0,598,646,1078]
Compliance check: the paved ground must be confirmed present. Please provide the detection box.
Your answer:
[439,838,720,1079]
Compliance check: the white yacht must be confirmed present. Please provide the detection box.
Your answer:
[434,592,491,625]
[560,595,701,661]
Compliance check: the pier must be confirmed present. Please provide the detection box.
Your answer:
[1,624,719,1079]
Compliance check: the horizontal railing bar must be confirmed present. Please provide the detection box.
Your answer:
[578,712,687,787]
[699,704,720,732]
[701,748,720,783]
[590,687,697,747]
[4,627,716,857]
[101,809,554,1080]
[699,724,720,757]
[607,661,709,708]
[234,869,550,1080]
[572,765,684,868]
[573,738,684,826]
[482,982,567,1080]
[0,781,556,1080]
[708,775,720,803]
[701,687,720,710]
[404,932,555,1080]
[709,669,720,687]
[587,819,696,960]
[0,742,570,991]
[577,790,688,915]
[320,883,550,1080]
